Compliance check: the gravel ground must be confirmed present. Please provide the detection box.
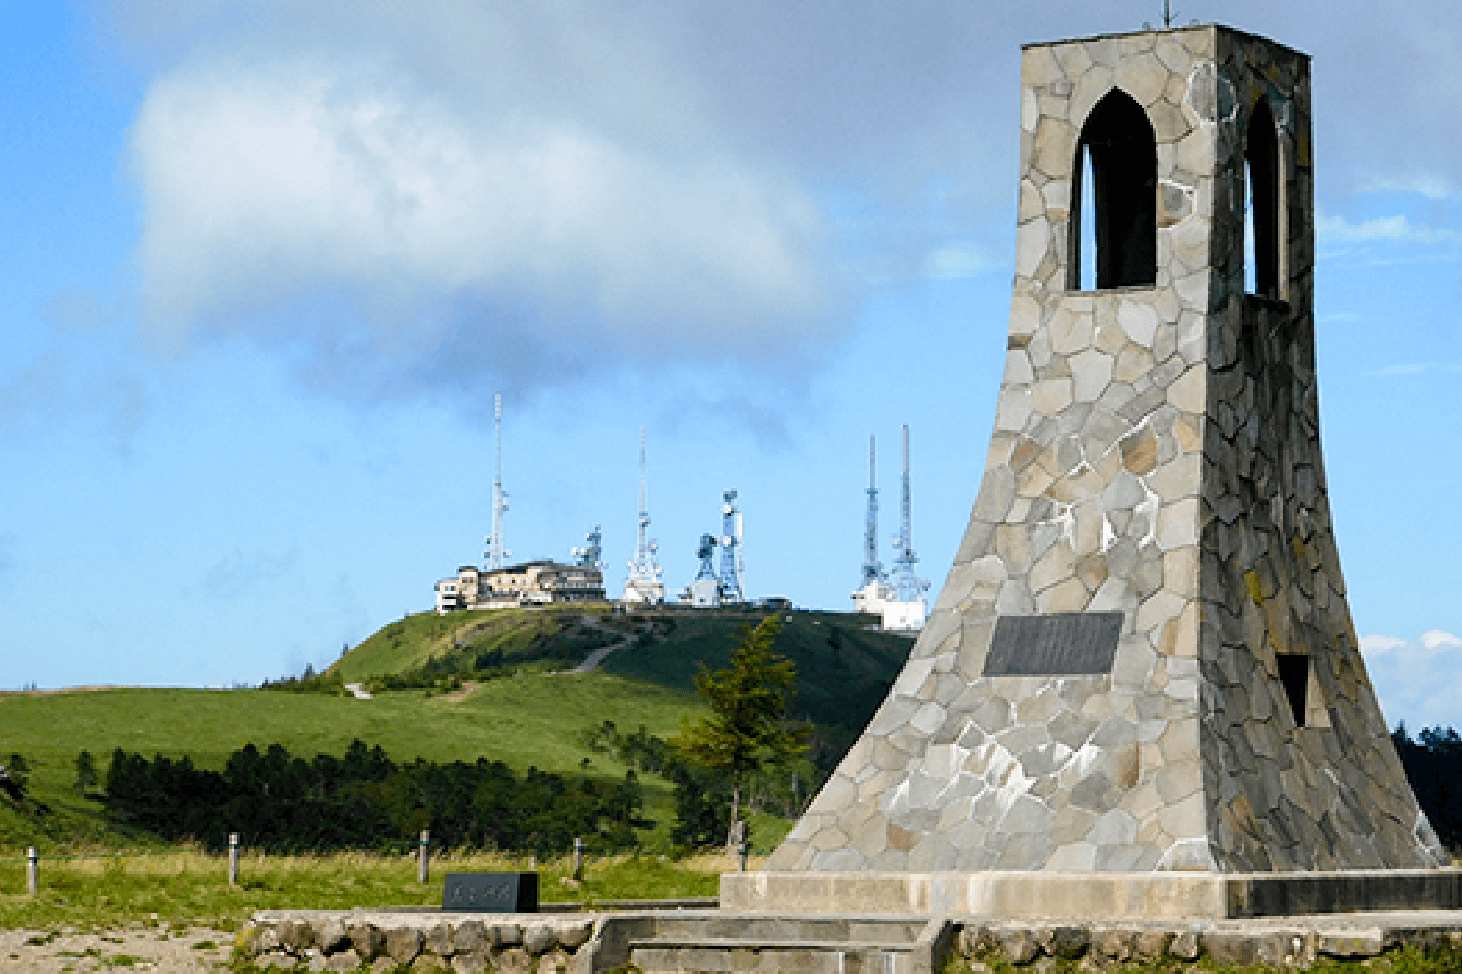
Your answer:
[0,926,235,972]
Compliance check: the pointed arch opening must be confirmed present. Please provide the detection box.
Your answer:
[1068,89,1158,291]
[1245,97,1281,299]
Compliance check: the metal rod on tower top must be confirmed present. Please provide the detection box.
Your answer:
[1163,0,1173,28]
[639,426,648,519]
[863,436,881,586]
[487,393,506,570]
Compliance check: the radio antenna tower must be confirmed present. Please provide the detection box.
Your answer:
[483,393,510,570]
[572,525,607,570]
[623,427,665,603]
[889,425,929,602]
[861,435,883,587]
[718,489,745,603]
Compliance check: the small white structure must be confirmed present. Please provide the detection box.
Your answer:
[851,579,927,632]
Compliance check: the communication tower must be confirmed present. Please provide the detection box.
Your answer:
[622,427,665,604]
[683,533,722,607]
[718,490,745,603]
[889,425,929,604]
[483,393,510,570]
[861,436,884,588]
[572,525,607,571]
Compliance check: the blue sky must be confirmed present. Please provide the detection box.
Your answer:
[2,2,1460,729]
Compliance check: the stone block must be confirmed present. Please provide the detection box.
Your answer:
[348,923,385,960]
[324,949,362,972]
[387,928,424,965]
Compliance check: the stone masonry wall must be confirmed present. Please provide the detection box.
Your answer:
[769,25,1444,876]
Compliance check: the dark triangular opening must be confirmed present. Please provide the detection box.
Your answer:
[1277,653,1309,727]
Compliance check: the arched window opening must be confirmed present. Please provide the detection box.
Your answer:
[1067,89,1158,290]
[1245,97,1280,298]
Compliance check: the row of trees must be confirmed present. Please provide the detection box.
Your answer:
[103,739,643,854]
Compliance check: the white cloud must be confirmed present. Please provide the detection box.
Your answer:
[1422,630,1462,651]
[1316,212,1457,246]
[1362,631,1462,730]
[130,54,829,367]
[1362,174,1458,200]
[1361,634,1408,654]
[924,244,1000,280]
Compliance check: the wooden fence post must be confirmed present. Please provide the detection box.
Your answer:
[418,830,430,884]
[572,837,584,880]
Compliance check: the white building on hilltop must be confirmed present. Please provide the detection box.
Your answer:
[435,560,606,614]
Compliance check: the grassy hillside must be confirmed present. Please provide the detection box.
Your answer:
[0,605,911,855]
[0,674,703,853]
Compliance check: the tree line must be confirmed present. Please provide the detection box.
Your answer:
[102,739,643,854]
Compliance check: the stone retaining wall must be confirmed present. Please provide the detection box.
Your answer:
[952,918,1462,969]
[243,912,593,972]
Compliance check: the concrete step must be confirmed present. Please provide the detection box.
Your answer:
[594,914,951,974]
[630,937,915,973]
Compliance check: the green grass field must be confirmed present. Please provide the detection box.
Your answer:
[0,606,899,863]
[0,847,746,931]
[0,673,710,853]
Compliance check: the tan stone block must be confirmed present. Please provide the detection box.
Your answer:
[1003,348,1034,386]
[1166,365,1206,413]
[1173,412,1203,453]
[1015,218,1051,278]
[1038,577,1090,612]
[1114,343,1154,383]
[1031,377,1074,415]
[1070,348,1114,401]
[1049,306,1095,354]
[1031,117,1076,178]
[1120,426,1159,475]
[1017,178,1043,223]
[1154,35,1194,78]
[1150,99,1193,144]
[1069,66,1115,132]
[1116,298,1160,347]
[1055,43,1094,79]
[1136,589,1185,637]
[1030,539,1076,593]
[1162,547,1199,598]
[1146,452,1199,501]
[1113,51,1169,106]
[1022,45,1065,87]
[1010,293,1041,337]
[994,387,1032,432]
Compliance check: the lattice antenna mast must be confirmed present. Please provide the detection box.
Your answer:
[718,489,744,603]
[626,427,663,586]
[694,534,718,580]
[572,525,608,570]
[862,435,883,587]
[484,393,510,570]
[890,425,929,602]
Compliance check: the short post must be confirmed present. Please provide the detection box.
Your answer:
[737,840,749,872]
[418,829,430,884]
[26,847,38,895]
[572,837,584,880]
[228,833,239,886]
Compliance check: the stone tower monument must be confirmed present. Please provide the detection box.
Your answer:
[728,24,1451,918]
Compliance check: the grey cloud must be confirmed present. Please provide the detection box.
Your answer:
[98,0,1462,410]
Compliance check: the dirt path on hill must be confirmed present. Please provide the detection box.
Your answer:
[0,926,235,972]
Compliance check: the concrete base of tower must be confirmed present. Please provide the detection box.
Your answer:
[720,870,1462,920]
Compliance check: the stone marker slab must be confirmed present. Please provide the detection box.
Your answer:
[443,872,538,913]
[983,612,1123,676]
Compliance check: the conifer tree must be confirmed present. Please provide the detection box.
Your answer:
[671,614,808,850]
